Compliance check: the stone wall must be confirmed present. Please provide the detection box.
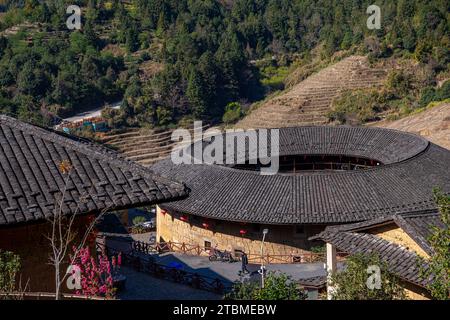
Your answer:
[369,224,431,299]
[370,224,430,259]
[156,206,325,257]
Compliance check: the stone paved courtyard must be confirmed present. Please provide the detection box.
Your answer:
[153,251,329,285]
[118,266,222,300]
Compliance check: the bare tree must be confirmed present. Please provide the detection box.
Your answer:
[48,160,112,300]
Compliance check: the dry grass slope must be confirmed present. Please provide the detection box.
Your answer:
[236,56,387,129]
[371,102,450,150]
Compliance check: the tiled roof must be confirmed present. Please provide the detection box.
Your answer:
[394,213,446,255]
[152,126,450,224]
[310,212,445,288]
[0,115,188,226]
[314,230,431,288]
[310,211,444,256]
[297,275,327,289]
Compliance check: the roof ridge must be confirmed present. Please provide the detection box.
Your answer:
[397,210,440,218]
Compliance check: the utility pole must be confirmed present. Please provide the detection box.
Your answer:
[326,243,337,300]
[259,228,269,288]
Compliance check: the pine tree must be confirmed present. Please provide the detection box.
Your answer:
[186,67,206,119]
[197,52,219,119]
[126,23,140,53]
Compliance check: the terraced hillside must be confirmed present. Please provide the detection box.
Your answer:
[236,56,387,129]
[371,102,450,150]
[100,124,210,167]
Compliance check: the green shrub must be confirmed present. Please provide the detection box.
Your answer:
[259,64,290,91]
[437,80,450,100]
[385,70,413,97]
[131,216,148,234]
[132,216,147,225]
[414,42,432,63]
[328,89,386,124]
[330,253,406,300]
[418,81,450,108]
[222,102,242,124]
[225,272,308,300]
[419,188,450,300]
[419,87,437,108]
[310,245,325,254]
[156,106,173,127]
[0,250,21,296]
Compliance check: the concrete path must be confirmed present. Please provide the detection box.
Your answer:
[118,266,222,300]
[62,101,121,123]
[153,252,328,286]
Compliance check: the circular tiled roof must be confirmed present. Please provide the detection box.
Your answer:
[151,126,450,225]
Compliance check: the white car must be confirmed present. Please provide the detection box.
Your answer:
[141,218,156,228]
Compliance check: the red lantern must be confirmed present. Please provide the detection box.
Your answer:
[160,209,167,216]
[180,215,188,222]
[202,222,210,229]
[239,229,247,235]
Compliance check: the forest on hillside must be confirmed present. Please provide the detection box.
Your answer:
[0,0,448,129]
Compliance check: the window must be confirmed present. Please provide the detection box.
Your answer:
[204,241,211,249]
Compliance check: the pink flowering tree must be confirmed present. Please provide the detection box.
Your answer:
[71,247,122,299]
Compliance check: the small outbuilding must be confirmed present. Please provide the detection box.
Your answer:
[311,211,445,299]
[0,115,188,292]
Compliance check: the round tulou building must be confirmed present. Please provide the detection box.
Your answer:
[151,126,450,259]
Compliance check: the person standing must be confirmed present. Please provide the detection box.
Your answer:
[241,252,249,273]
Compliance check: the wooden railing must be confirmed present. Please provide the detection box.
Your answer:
[104,236,347,265]
[129,239,329,264]
[247,252,326,264]
[100,242,229,295]
[131,240,207,256]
